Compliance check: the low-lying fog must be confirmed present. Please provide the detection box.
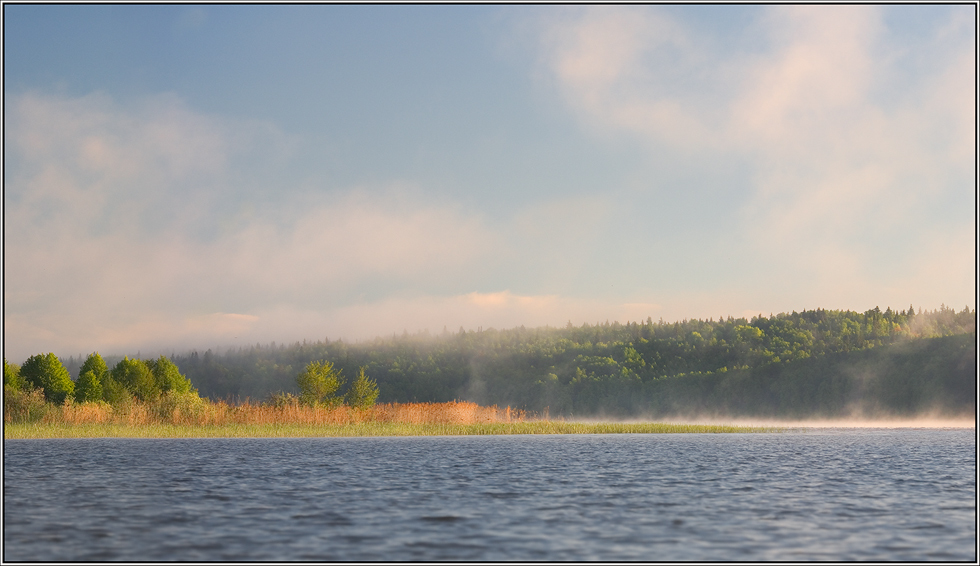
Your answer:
[563,415,976,428]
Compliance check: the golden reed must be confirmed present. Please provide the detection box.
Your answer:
[42,399,526,427]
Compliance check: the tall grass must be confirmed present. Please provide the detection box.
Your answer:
[5,421,782,439]
[3,392,780,438]
[5,393,525,428]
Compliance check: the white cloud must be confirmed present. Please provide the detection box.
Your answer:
[538,6,719,149]
[4,7,973,362]
[1,92,615,360]
[536,5,975,310]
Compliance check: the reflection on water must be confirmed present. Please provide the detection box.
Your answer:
[4,429,976,561]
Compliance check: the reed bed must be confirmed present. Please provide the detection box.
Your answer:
[5,421,782,439]
[4,396,781,438]
[14,399,524,427]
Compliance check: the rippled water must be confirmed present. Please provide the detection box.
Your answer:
[4,429,975,561]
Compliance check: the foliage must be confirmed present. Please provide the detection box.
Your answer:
[75,370,103,404]
[4,386,53,423]
[268,391,300,409]
[346,367,380,409]
[4,358,25,391]
[20,353,74,403]
[101,375,133,407]
[172,305,974,418]
[111,357,158,402]
[152,391,208,424]
[146,356,194,395]
[75,353,108,403]
[8,303,973,422]
[296,360,344,407]
[78,352,109,382]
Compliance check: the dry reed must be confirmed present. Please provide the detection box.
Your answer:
[32,398,526,428]
[9,397,782,438]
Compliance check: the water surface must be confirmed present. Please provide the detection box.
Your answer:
[4,429,975,561]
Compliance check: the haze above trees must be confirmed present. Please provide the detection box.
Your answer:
[6,305,975,420]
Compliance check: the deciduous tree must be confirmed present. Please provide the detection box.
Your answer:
[20,353,74,403]
[111,357,158,401]
[75,353,108,403]
[147,356,194,395]
[4,358,25,391]
[297,360,344,407]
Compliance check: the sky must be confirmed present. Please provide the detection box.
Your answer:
[3,5,976,361]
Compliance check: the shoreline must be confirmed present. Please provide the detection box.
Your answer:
[4,421,785,439]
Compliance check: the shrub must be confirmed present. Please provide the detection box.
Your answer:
[269,391,300,409]
[102,376,134,409]
[4,386,53,423]
[152,391,207,425]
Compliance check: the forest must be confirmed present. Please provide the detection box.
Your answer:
[37,304,977,418]
[6,304,976,420]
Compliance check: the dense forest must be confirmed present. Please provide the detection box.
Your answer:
[44,304,971,419]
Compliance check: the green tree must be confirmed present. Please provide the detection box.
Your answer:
[20,353,74,403]
[4,358,25,391]
[101,375,131,406]
[75,353,108,403]
[147,356,194,395]
[297,360,344,407]
[111,357,158,401]
[345,367,380,409]
[75,371,103,403]
[622,345,646,373]
[79,352,109,381]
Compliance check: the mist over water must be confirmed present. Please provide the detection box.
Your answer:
[576,415,977,429]
[4,429,975,561]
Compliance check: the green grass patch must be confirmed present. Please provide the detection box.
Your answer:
[4,421,783,439]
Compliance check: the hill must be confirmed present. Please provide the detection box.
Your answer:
[167,305,975,418]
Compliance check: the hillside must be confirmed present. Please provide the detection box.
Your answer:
[157,305,975,418]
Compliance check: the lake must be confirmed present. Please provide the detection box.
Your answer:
[3,428,975,561]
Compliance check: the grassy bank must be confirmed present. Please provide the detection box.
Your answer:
[4,421,783,439]
[4,395,783,437]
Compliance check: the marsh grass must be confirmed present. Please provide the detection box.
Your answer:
[4,395,780,438]
[6,397,521,426]
[4,420,781,439]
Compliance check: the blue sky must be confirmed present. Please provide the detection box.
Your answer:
[3,5,975,360]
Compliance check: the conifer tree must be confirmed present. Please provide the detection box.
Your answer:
[345,367,380,409]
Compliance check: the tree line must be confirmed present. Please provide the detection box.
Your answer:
[5,304,975,419]
[167,304,974,416]
[4,351,380,420]
[4,353,194,405]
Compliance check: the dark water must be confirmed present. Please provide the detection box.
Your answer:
[4,429,976,561]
